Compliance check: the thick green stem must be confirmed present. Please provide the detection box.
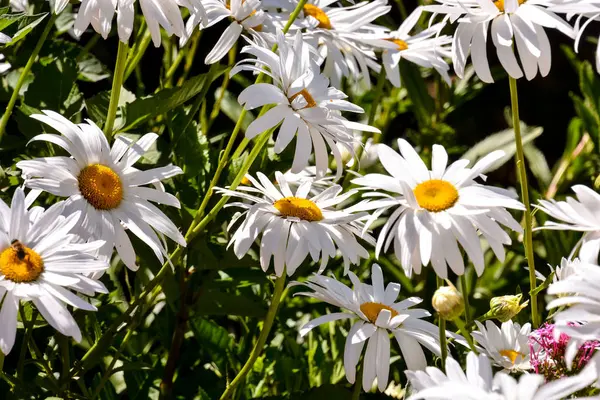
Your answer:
[452,317,477,353]
[508,77,540,328]
[436,277,448,371]
[219,274,286,400]
[104,41,130,137]
[0,14,56,144]
[351,364,363,399]
[460,274,471,328]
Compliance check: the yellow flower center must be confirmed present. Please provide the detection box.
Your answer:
[78,164,124,210]
[241,176,251,185]
[499,349,525,365]
[360,302,399,324]
[413,179,459,212]
[0,241,44,283]
[387,38,408,51]
[273,197,323,221]
[303,4,332,29]
[494,0,525,12]
[288,89,317,108]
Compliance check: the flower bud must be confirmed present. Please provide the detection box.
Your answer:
[489,294,529,322]
[432,284,464,320]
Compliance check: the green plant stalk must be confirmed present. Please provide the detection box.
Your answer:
[452,317,477,353]
[460,274,471,328]
[508,77,540,328]
[0,14,57,144]
[104,41,130,137]
[437,277,448,370]
[124,26,151,81]
[219,273,287,400]
[206,43,238,135]
[351,364,363,399]
[0,353,4,372]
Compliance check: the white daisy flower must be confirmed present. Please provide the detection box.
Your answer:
[186,0,266,63]
[336,133,380,169]
[264,0,391,88]
[535,185,600,263]
[16,110,185,271]
[406,351,600,400]
[548,0,600,72]
[352,139,524,279]
[547,260,600,365]
[379,7,452,87]
[216,171,373,276]
[281,166,335,194]
[471,320,532,372]
[295,263,444,392]
[551,257,582,282]
[0,54,11,74]
[0,188,108,355]
[61,0,206,46]
[424,0,574,83]
[231,31,379,178]
[9,0,28,12]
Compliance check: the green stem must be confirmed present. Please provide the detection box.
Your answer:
[351,363,363,399]
[460,274,471,328]
[17,307,36,379]
[437,277,448,371]
[206,43,238,135]
[452,317,477,353]
[0,14,57,144]
[104,41,130,137]
[219,274,286,400]
[124,26,151,81]
[0,353,4,372]
[508,77,540,328]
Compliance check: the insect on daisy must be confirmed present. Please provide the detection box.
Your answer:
[423,0,574,82]
[295,264,445,392]
[471,320,532,372]
[406,351,600,400]
[352,139,524,279]
[378,6,452,87]
[535,185,600,263]
[0,188,108,354]
[231,31,379,178]
[17,110,185,271]
[216,171,373,276]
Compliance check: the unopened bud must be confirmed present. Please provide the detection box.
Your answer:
[489,294,529,322]
[432,284,464,320]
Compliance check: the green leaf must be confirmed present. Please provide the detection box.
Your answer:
[215,88,254,131]
[195,289,267,317]
[172,111,211,179]
[117,64,227,132]
[523,144,551,188]
[399,61,435,126]
[24,53,78,112]
[462,123,544,171]
[3,12,47,47]
[531,271,555,296]
[189,317,233,355]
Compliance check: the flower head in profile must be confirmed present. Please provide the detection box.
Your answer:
[487,293,529,322]
[57,0,206,46]
[295,264,444,392]
[406,351,600,400]
[547,260,600,366]
[529,322,600,383]
[379,7,452,87]
[187,0,266,63]
[265,0,391,88]
[216,171,373,276]
[231,31,379,178]
[17,111,185,271]
[472,320,532,372]
[424,0,574,83]
[536,185,600,263]
[352,139,524,278]
[551,257,582,282]
[0,188,108,354]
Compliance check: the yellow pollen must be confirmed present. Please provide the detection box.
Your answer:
[241,176,251,185]
[499,349,524,365]
[78,164,124,210]
[360,302,399,324]
[303,4,332,29]
[413,179,459,212]
[289,89,317,108]
[387,38,409,51]
[0,241,44,283]
[494,0,525,12]
[273,197,323,221]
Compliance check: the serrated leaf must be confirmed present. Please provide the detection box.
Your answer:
[117,64,227,132]
[189,317,233,355]
[3,12,47,47]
